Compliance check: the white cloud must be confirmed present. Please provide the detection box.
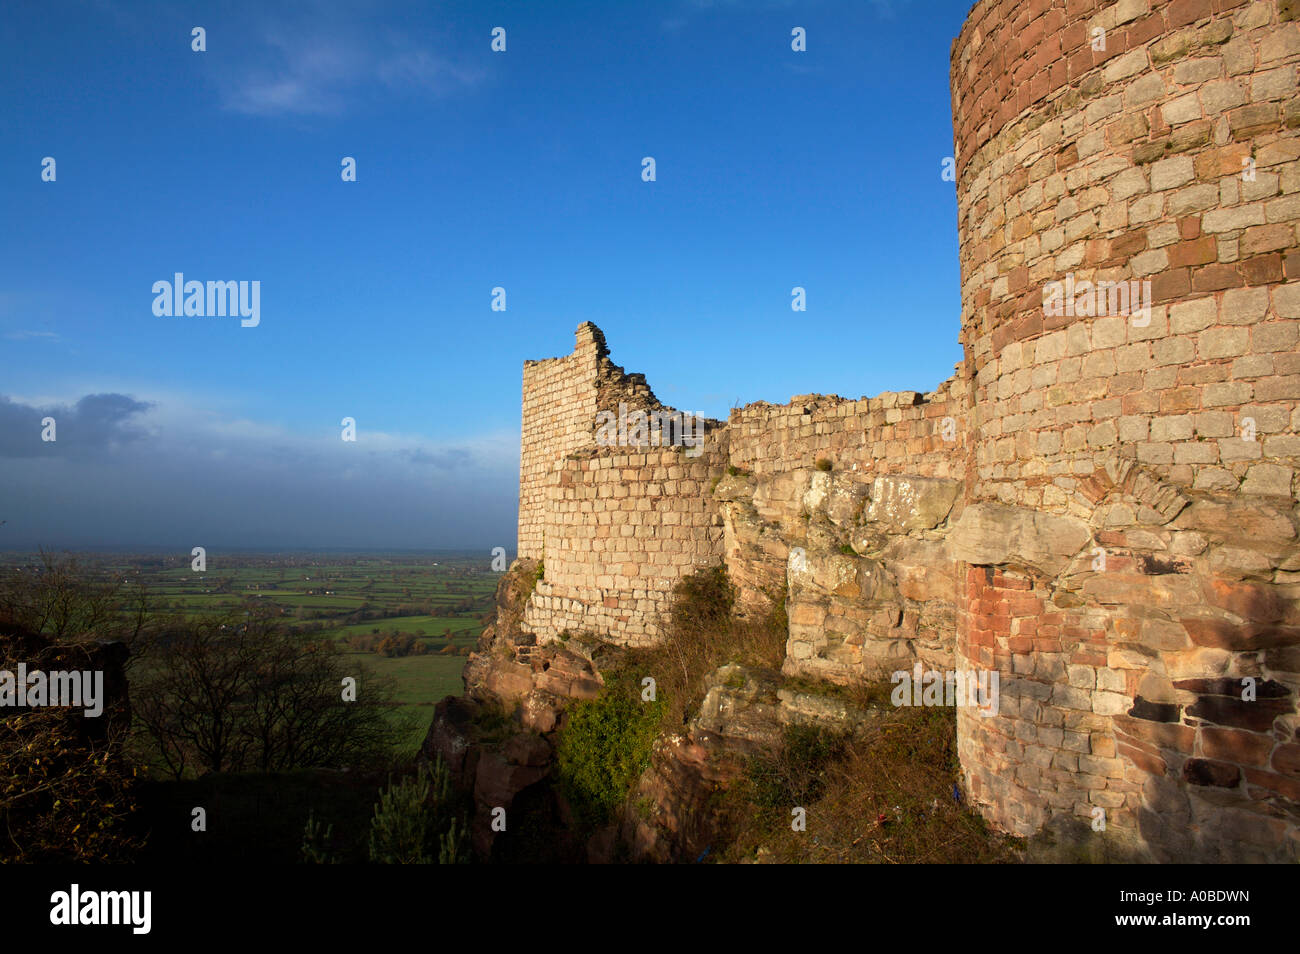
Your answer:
[219,22,486,117]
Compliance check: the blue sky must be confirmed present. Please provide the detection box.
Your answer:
[1,0,974,551]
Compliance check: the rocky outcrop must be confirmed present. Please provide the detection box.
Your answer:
[621,662,883,862]
[422,559,609,860]
[717,469,964,685]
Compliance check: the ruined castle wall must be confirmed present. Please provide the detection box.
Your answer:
[522,439,728,647]
[717,375,972,682]
[727,372,969,481]
[503,0,1299,862]
[951,0,1300,859]
[518,324,608,560]
[518,326,727,646]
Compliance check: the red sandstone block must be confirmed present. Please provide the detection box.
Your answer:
[1241,254,1283,285]
[1008,596,1043,616]
[1093,34,1122,62]
[1012,59,1033,89]
[1213,0,1248,10]
[1286,250,1300,280]
[1178,216,1201,240]
[1243,768,1300,802]
[1111,230,1148,257]
[1030,68,1050,103]
[1021,15,1047,51]
[1192,263,1244,291]
[1062,21,1086,51]
[1057,142,1080,171]
[1146,106,1170,140]
[1032,34,1062,72]
[1073,653,1108,667]
[1009,636,1034,653]
[1043,308,1072,331]
[1048,57,1069,92]
[1151,267,1191,302]
[1118,742,1167,776]
[1127,12,1167,49]
[1169,237,1217,267]
[1067,48,1094,82]
[1167,0,1213,28]
[1035,638,1063,653]
[1013,313,1044,341]
[1201,727,1274,767]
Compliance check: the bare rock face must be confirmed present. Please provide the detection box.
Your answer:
[422,559,608,860]
[740,470,966,685]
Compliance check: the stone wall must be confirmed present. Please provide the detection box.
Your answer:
[522,437,729,647]
[950,0,1300,860]
[721,376,970,681]
[518,323,607,561]
[517,325,728,646]
[504,0,1300,862]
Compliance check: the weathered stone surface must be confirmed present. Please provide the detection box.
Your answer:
[826,475,872,529]
[693,664,784,750]
[948,503,1091,576]
[863,475,960,532]
[712,470,756,502]
[1173,500,1296,546]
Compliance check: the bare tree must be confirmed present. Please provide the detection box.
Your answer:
[133,605,405,778]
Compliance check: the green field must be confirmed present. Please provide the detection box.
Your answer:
[2,550,502,757]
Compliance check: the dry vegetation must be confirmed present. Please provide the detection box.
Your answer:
[625,566,788,732]
[718,698,1023,863]
[623,565,1022,864]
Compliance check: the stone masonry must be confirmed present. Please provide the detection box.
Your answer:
[507,0,1300,861]
[950,0,1299,861]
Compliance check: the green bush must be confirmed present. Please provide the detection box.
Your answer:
[669,565,733,635]
[366,757,468,864]
[300,810,336,864]
[556,677,665,828]
[745,723,848,816]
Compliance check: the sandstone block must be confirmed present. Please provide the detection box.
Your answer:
[948,503,1091,576]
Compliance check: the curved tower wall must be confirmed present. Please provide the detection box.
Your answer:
[951,0,1300,859]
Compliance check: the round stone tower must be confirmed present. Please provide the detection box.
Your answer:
[949,0,1300,860]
